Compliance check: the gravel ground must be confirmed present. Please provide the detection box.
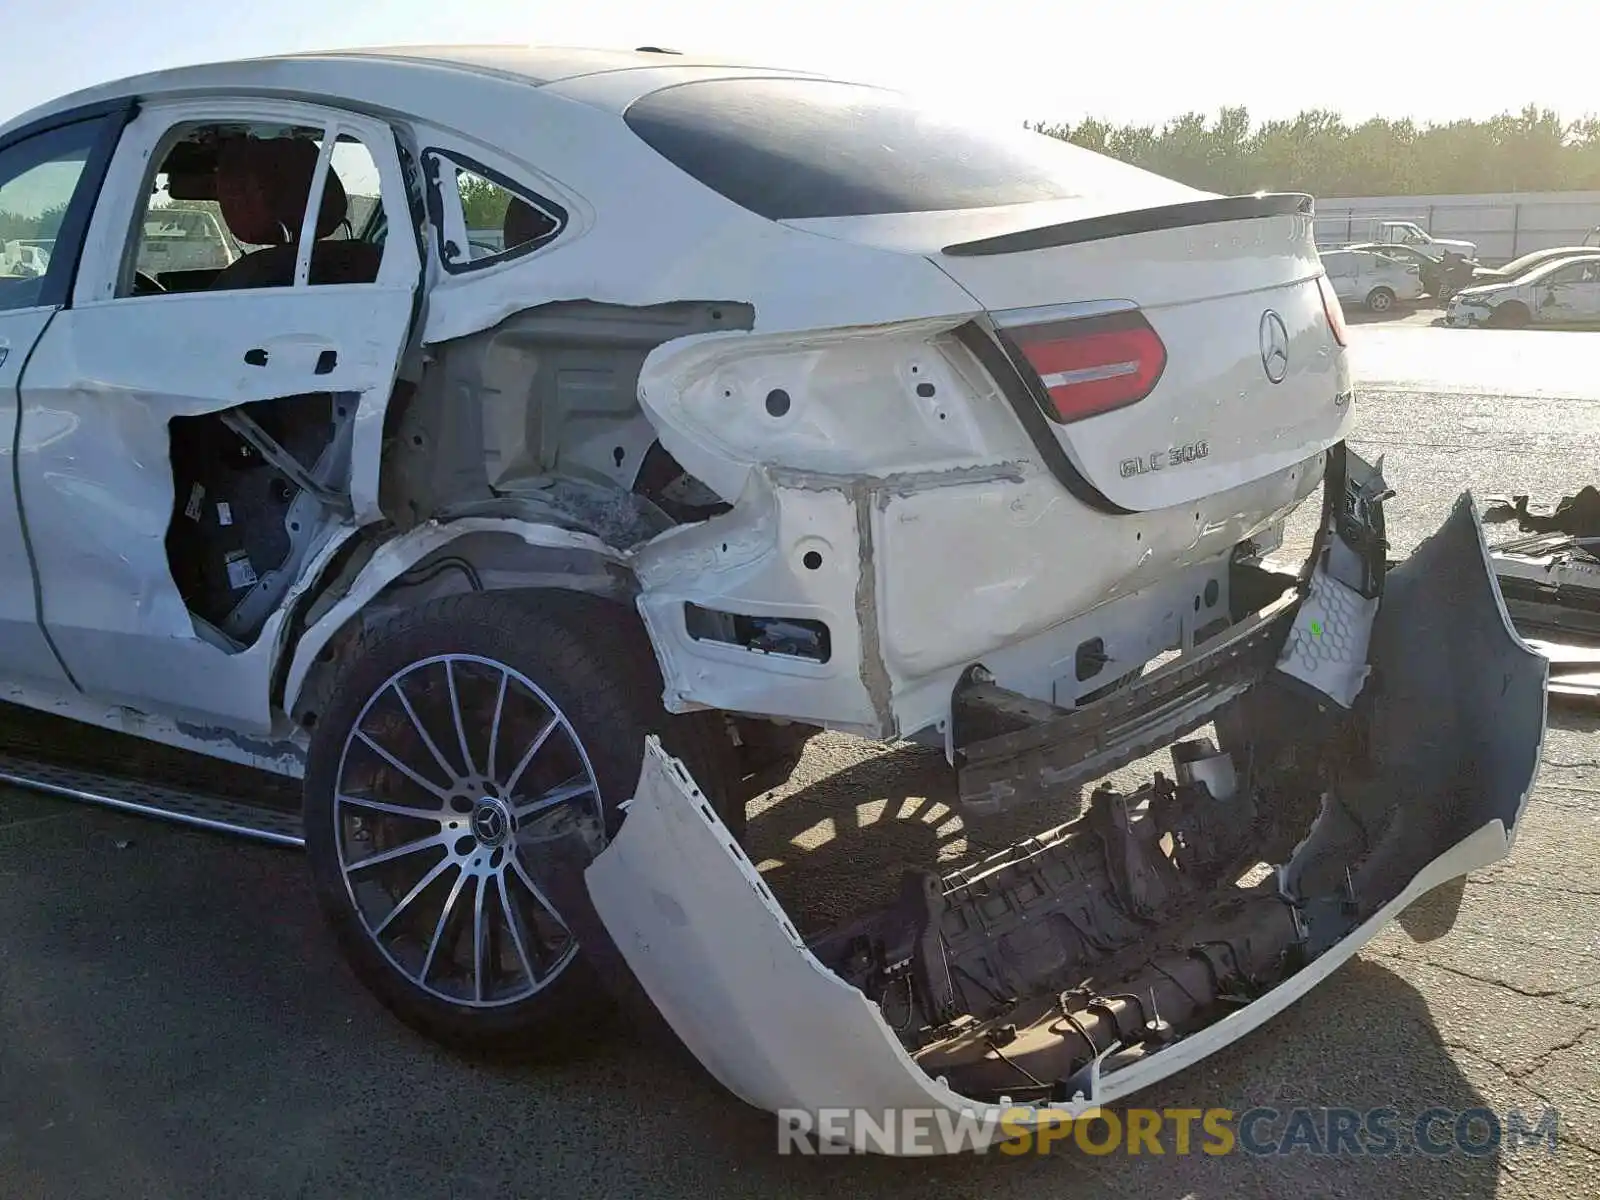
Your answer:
[2,323,1597,1199]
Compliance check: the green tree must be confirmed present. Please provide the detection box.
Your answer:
[0,201,68,242]
[459,175,510,230]
[1034,107,1600,196]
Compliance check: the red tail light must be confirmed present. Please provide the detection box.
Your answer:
[1005,311,1167,423]
[1316,273,1348,347]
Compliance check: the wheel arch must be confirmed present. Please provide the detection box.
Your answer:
[279,518,638,731]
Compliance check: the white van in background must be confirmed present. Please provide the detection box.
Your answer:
[1316,217,1477,263]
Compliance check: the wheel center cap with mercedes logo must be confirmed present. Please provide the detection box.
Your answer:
[1259,310,1290,384]
[471,797,512,847]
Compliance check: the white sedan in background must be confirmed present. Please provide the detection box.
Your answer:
[1320,247,1425,312]
[1446,254,1600,327]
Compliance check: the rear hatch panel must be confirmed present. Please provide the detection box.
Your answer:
[937,195,1350,512]
[792,193,1351,513]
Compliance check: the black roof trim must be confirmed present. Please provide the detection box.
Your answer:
[0,95,140,157]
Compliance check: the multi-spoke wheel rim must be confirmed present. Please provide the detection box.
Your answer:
[333,654,603,1008]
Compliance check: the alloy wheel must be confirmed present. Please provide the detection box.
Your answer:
[332,654,603,1007]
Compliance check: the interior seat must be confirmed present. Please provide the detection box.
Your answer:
[209,137,383,290]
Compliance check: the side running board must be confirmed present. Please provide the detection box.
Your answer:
[0,752,304,847]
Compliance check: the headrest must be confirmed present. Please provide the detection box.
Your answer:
[502,197,555,251]
[215,136,347,246]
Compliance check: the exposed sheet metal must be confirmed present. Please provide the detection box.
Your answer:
[281,517,627,715]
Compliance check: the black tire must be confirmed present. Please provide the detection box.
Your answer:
[302,589,742,1056]
[1365,287,1396,313]
[1489,301,1530,329]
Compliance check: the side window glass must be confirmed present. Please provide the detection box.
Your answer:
[0,118,108,312]
[302,131,388,289]
[321,136,381,241]
[122,122,388,296]
[422,150,566,272]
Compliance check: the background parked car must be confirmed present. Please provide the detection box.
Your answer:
[1469,244,1600,285]
[1345,241,1474,300]
[1321,247,1425,312]
[133,205,238,276]
[1446,254,1600,327]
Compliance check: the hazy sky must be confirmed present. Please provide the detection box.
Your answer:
[1,0,1591,131]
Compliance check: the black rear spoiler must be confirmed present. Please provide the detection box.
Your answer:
[941,192,1315,258]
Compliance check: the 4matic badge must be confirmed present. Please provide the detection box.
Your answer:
[1120,441,1210,478]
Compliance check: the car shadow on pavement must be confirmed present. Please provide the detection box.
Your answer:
[1347,303,1439,325]
[743,735,1105,931]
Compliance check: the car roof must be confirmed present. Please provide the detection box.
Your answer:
[1511,254,1600,283]
[0,44,823,138]
[1507,246,1592,266]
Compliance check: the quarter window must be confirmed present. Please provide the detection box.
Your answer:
[422,150,566,272]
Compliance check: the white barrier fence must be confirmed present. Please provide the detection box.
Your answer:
[1314,191,1600,264]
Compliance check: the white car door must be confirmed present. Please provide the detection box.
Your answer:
[0,105,128,689]
[1568,262,1600,320]
[1354,253,1385,298]
[1373,255,1418,300]
[1531,263,1588,324]
[1353,254,1376,294]
[1323,252,1357,302]
[14,97,422,731]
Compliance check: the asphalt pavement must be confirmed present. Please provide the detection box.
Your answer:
[3,317,1599,1199]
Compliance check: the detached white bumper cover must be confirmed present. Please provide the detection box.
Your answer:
[585,496,1546,1154]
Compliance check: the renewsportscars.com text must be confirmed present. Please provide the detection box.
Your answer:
[777,1105,1562,1156]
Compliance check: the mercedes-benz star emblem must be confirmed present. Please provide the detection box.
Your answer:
[471,799,510,846]
[1259,310,1290,384]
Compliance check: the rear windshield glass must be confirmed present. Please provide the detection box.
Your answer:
[623,78,1191,221]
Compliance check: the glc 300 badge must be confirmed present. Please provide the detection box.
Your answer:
[1120,441,1210,478]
